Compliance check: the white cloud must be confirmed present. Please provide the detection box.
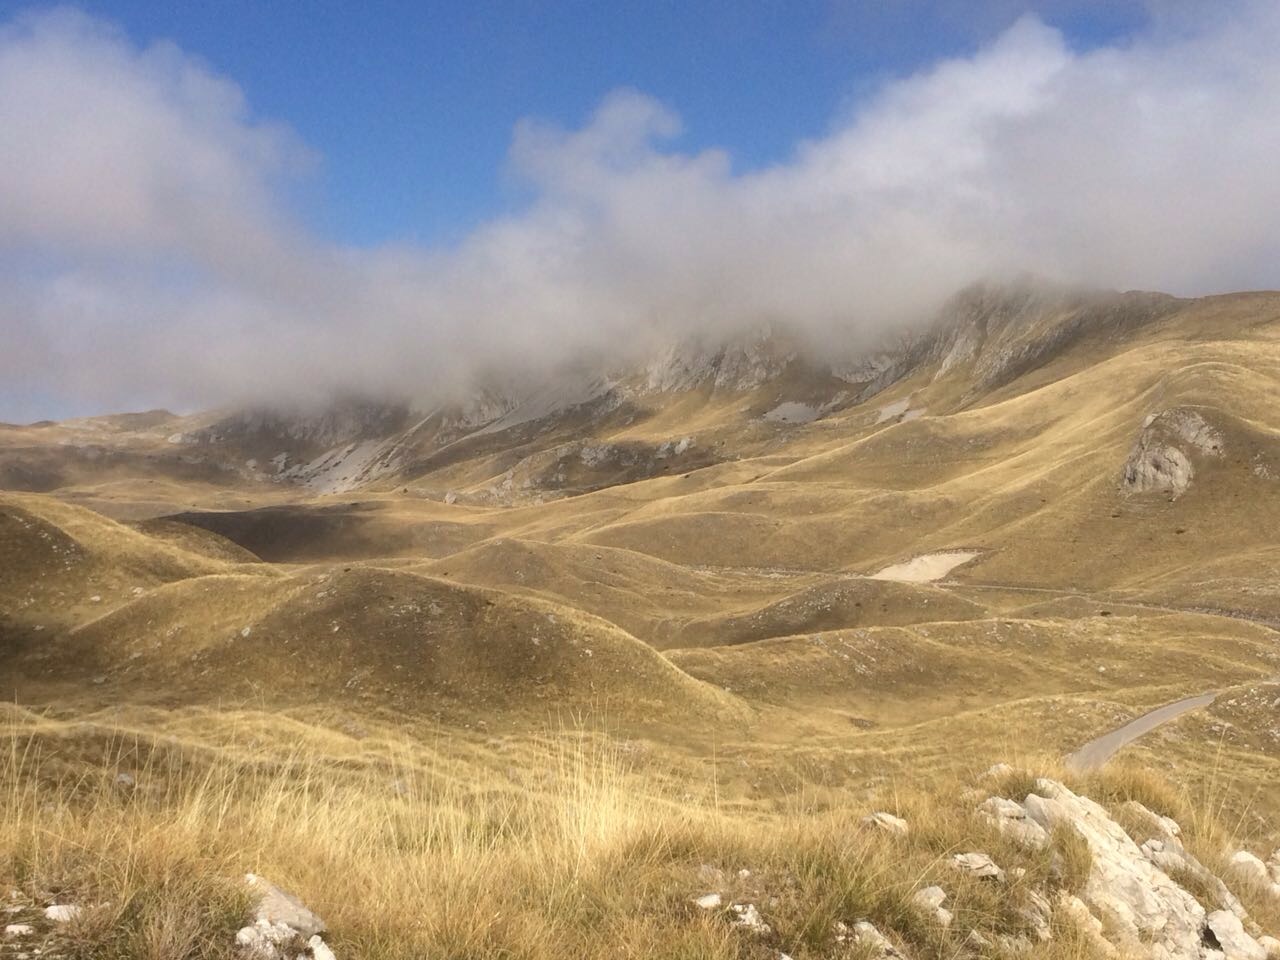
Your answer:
[2,3,1280,418]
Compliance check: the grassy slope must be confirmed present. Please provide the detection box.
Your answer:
[2,293,1280,956]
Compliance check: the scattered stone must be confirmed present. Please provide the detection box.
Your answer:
[4,924,33,937]
[952,851,1006,881]
[910,885,952,927]
[851,920,903,957]
[692,893,722,910]
[861,811,909,836]
[729,902,771,935]
[308,934,337,960]
[235,919,298,959]
[245,874,325,937]
[43,904,81,923]
[983,762,1014,780]
[965,929,992,949]
[1206,910,1268,960]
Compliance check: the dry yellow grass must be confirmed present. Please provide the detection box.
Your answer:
[6,705,1277,960]
[2,705,1187,960]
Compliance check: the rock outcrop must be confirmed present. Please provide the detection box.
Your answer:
[1122,407,1224,498]
[985,779,1274,960]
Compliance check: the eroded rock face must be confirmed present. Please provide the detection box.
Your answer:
[1122,408,1224,498]
[1017,779,1270,960]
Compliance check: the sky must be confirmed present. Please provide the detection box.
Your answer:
[2,1,1279,421]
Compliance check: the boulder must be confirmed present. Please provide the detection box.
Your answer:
[851,920,905,958]
[910,885,952,927]
[1206,910,1267,960]
[952,851,1005,881]
[861,811,909,836]
[245,874,326,938]
[43,904,81,923]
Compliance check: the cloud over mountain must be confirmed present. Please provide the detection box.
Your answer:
[3,3,1280,419]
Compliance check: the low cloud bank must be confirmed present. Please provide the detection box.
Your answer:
[3,4,1280,418]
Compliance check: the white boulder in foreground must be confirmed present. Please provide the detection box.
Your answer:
[1011,778,1272,960]
[237,874,336,959]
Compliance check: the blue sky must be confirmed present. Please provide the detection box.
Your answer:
[0,1,1148,248]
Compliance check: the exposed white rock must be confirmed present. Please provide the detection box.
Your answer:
[245,874,325,938]
[308,934,338,960]
[692,893,722,910]
[4,924,33,937]
[979,795,1050,849]
[1055,892,1117,958]
[851,920,903,957]
[1021,890,1053,941]
[43,904,81,922]
[1122,800,1182,841]
[729,902,771,935]
[861,811,909,836]
[952,851,1006,881]
[1123,408,1223,499]
[235,918,298,959]
[1206,910,1268,960]
[1141,839,1247,920]
[1023,779,1209,958]
[1257,935,1280,959]
[911,885,952,927]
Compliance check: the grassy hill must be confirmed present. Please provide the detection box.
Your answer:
[3,285,1280,958]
